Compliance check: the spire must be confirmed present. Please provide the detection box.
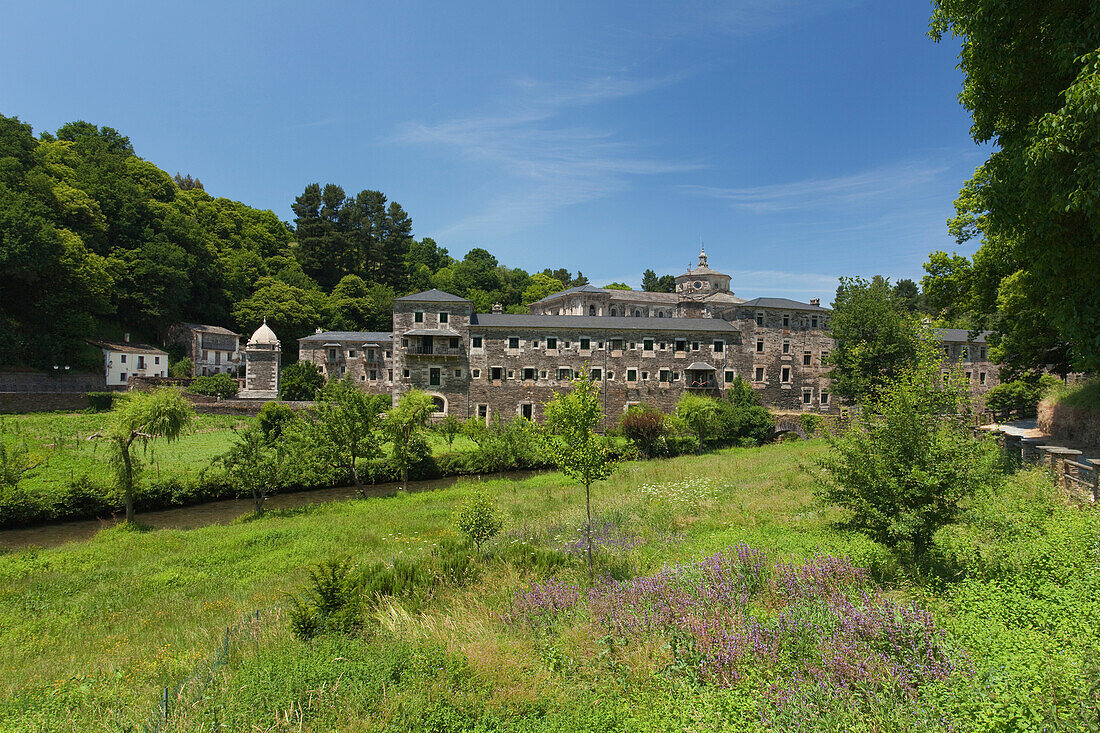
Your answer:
[699,242,708,268]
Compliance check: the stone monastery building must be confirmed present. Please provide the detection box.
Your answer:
[299,250,998,425]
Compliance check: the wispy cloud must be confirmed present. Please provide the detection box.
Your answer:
[682,160,950,214]
[394,74,700,239]
[617,0,863,41]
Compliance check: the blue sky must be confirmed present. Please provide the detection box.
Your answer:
[0,0,981,301]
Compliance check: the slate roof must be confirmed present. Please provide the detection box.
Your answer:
[935,328,991,343]
[88,339,168,355]
[395,289,471,302]
[470,313,742,334]
[179,322,239,336]
[685,362,717,371]
[531,284,607,304]
[404,327,462,337]
[298,331,394,343]
[737,297,828,311]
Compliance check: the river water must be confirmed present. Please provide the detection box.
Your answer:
[0,472,530,551]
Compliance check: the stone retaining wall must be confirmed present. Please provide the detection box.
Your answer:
[0,393,90,414]
[1037,398,1100,448]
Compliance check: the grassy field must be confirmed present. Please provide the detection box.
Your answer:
[1,439,1097,732]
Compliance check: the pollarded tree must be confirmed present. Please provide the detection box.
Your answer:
[544,368,614,577]
[312,377,384,496]
[108,388,194,522]
[383,389,436,491]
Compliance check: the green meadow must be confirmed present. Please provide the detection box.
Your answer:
[1,439,1097,731]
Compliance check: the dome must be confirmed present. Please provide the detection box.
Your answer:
[248,318,280,346]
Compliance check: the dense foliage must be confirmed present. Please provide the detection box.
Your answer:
[927,2,1100,375]
[189,372,239,399]
[0,114,588,369]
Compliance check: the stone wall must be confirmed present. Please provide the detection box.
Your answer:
[731,309,835,412]
[0,392,90,414]
[0,370,104,393]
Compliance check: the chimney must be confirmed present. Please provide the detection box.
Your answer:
[809,298,820,307]
[124,332,131,343]
[491,303,503,314]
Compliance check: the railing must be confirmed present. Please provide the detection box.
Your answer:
[685,379,718,390]
[983,428,1100,503]
[403,346,463,356]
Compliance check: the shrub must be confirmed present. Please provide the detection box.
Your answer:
[288,557,363,640]
[168,358,193,379]
[190,373,239,399]
[257,401,298,441]
[453,489,504,553]
[86,392,115,412]
[620,405,666,458]
[984,379,1041,416]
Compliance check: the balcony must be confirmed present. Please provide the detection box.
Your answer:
[403,345,463,358]
[685,379,719,390]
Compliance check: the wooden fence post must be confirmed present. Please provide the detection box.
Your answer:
[1089,459,1100,503]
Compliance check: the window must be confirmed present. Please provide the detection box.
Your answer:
[472,368,481,378]
[628,342,636,350]
[367,348,376,361]
[348,349,357,358]
[521,403,534,420]
[439,312,449,323]
[119,372,127,381]
[539,370,547,379]
[454,369,462,378]
[589,305,596,316]
[432,396,446,414]
[327,348,337,360]
[403,368,410,378]
[563,341,570,348]
[782,340,790,355]
[659,369,671,382]
[811,315,818,328]
[755,366,765,382]
[755,312,764,326]
[449,337,459,349]
[370,370,378,380]
[200,351,207,361]
[821,391,830,405]
[691,342,699,351]
[641,371,649,380]
[781,366,791,383]
[803,351,812,366]
[610,338,624,351]
[980,372,987,385]
[802,389,812,404]
[610,308,617,316]
[388,370,393,380]
[508,337,520,349]
[491,367,503,381]
[557,367,573,380]
[401,338,409,348]
[120,354,127,364]
[580,337,591,350]
[675,339,687,352]
[471,336,483,349]
[477,404,488,420]
[980,347,988,360]
[414,311,424,323]
[756,338,764,353]
[724,370,735,383]
[634,310,642,317]
[643,339,654,351]
[385,350,391,358]
[523,368,536,381]
[590,368,602,380]
[546,337,558,350]
[821,350,829,362]
[626,369,638,382]
[671,371,680,381]
[507,369,515,379]
[782,314,790,328]
[154,356,161,365]
[713,340,724,352]
[965,371,973,381]
[607,371,615,380]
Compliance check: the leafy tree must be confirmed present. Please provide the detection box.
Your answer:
[169,358,193,378]
[544,368,614,577]
[675,392,720,453]
[453,489,504,554]
[892,279,925,314]
[173,172,203,191]
[0,442,42,490]
[603,282,631,290]
[234,276,328,351]
[108,388,194,522]
[928,2,1100,373]
[217,423,286,515]
[814,332,1000,565]
[521,273,566,306]
[620,404,666,458]
[258,401,298,442]
[311,377,384,496]
[383,389,435,490]
[641,269,676,293]
[825,276,922,403]
[462,416,513,476]
[437,414,462,448]
[279,361,325,401]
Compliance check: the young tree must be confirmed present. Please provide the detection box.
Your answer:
[620,404,666,458]
[217,424,286,515]
[436,413,462,449]
[544,368,614,577]
[108,388,194,522]
[825,276,923,403]
[382,389,436,490]
[453,489,504,554]
[462,416,513,477]
[675,392,720,453]
[814,330,1001,565]
[312,377,384,496]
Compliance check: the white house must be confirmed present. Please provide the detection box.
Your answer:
[88,336,169,389]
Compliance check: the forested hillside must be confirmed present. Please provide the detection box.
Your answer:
[0,115,587,369]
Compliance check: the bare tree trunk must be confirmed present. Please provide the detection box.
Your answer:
[350,460,365,498]
[253,489,264,516]
[402,465,409,492]
[120,437,135,523]
[585,479,593,579]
